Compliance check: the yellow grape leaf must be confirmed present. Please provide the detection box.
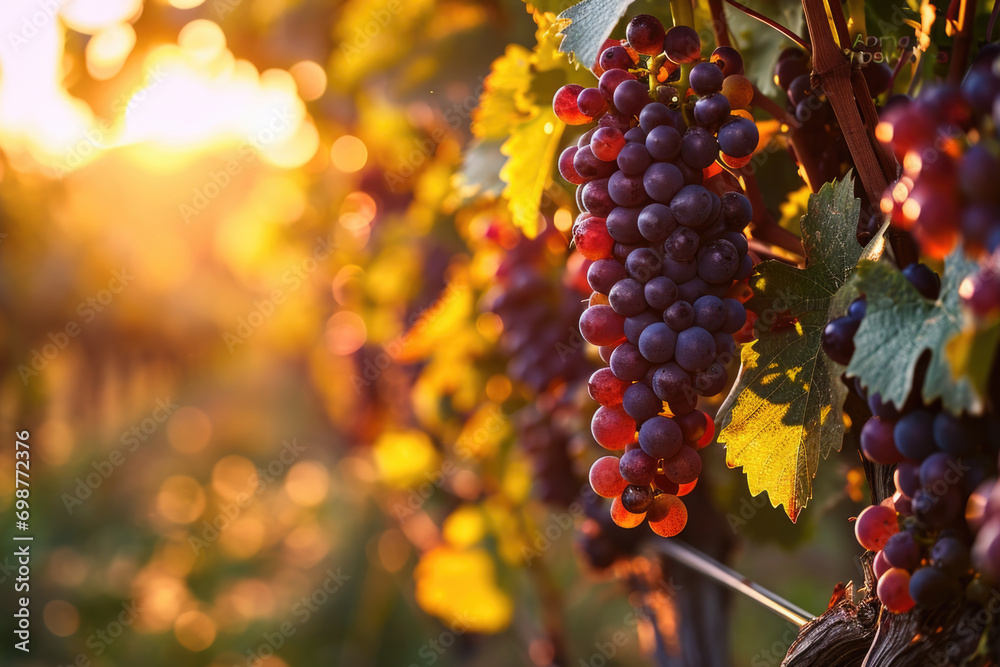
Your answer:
[717,175,886,521]
[396,279,473,362]
[471,44,534,140]
[373,430,441,488]
[500,111,563,237]
[945,317,1000,401]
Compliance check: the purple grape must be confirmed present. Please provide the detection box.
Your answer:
[610,342,650,382]
[693,295,726,331]
[664,301,695,330]
[662,255,697,283]
[609,171,649,207]
[717,117,759,158]
[821,316,859,365]
[626,14,666,56]
[690,62,725,95]
[722,298,746,334]
[606,206,644,244]
[646,125,682,161]
[588,258,628,294]
[644,276,678,311]
[694,362,728,395]
[883,531,920,570]
[638,203,677,244]
[680,127,720,169]
[582,178,614,216]
[600,45,634,72]
[618,142,652,175]
[621,484,655,513]
[626,247,663,283]
[623,381,663,424]
[694,93,731,127]
[620,448,657,485]
[638,322,678,363]
[643,162,685,203]
[894,411,938,461]
[697,239,740,284]
[639,415,682,460]
[720,192,752,229]
[652,362,692,402]
[614,79,651,117]
[675,327,716,372]
[671,184,714,229]
[664,227,700,261]
[609,278,648,317]
[625,310,661,345]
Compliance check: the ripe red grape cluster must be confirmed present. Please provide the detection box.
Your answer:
[877,45,1000,271]
[554,15,759,538]
[824,264,1000,613]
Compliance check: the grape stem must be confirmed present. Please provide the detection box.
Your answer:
[651,538,816,627]
[707,0,732,48]
[947,0,977,85]
[722,0,811,53]
[668,0,694,30]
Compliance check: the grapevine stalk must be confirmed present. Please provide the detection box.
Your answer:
[722,0,811,52]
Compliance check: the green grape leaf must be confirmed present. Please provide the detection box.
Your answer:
[717,175,885,522]
[556,0,636,67]
[846,249,988,415]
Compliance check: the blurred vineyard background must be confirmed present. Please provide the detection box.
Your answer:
[0,1,875,665]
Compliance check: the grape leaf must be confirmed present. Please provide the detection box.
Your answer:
[946,318,1000,402]
[500,112,564,235]
[556,0,635,68]
[846,249,988,415]
[717,175,885,522]
[456,139,506,200]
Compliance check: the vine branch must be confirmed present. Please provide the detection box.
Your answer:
[722,0,811,52]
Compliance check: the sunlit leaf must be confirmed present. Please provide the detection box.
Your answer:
[414,546,514,633]
[556,0,635,67]
[717,175,884,521]
[946,317,1000,402]
[848,249,989,415]
[373,430,441,487]
[500,111,563,236]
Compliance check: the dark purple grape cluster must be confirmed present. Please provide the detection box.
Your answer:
[553,14,758,537]
[875,45,1000,315]
[823,264,1000,613]
[488,236,591,393]
[515,398,586,507]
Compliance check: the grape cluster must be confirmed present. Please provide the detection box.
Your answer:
[553,15,758,538]
[877,45,1000,261]
[488,233,591,393]
[515,399,586,507]
[823,264,1000,613]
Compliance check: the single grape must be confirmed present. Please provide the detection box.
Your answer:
[663,227,700,261]
[638,322,678,364]
[611,495,647,527]
[606,206,643,244]
[894,410,938,461]
[873,550,891,579]
[558,146,586,184]
[590,456,630,497]
[894,460,920,498]
[621,484,655,513]
[717,117,759,158]
[588,367,630,406]
[821,316,860,365]
[973,516,1000,581]
[722,298,746,334]
[710,46,744,76]
[614,79,651,117]
[609,278,647,317]
[618,142,652,176]
[670,184,713,229]
[639,103,679,133]
[680,127,720,169]
[919,452,961,492]
[609,171,649,208]
[588,258,628,294]
[664,300,695,330]
[623,381,663,424]
[901,263,941,300]
[580,304,625,346]
[647,493,688,537]
[582,178,614,217]
[911,487,963,530]
[720,192,752,230]
[663,26,700,64]
[877,568,916,613]
[675,327,716,372]
[652,362,692,402]
[909,566,960,608]
[626,247,663,282]
[930,536,970,578]
[774,51,810,90]
[600,45,635,72]
[860,416,903,465]
[637,203,677,244]
[932,412,974,456]
[573,145,617,180]
[578,87,608,118]
[639,415,683,460]
[883,531,920,570]
[868,392,899,420]
[722,74,753,109]
[662,446,702,484]
[694,93,731,127]
[644,276,679,311]
[697,239,740,284]
[855,504,899,552]
[692,295,726,332]
[591,127,626,161]
[620,447,657,485]
[643,162,685,204]
[553,84,592,125]
[610,342,651,382]
[592,405,637,450]
[861,61,892,97]
[645,125,682,162]
[626,14,666,55]
[713,331,736,359]
[847,297,867,319]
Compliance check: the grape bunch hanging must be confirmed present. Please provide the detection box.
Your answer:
[823,263,1000,613]
[554,15,758,538]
